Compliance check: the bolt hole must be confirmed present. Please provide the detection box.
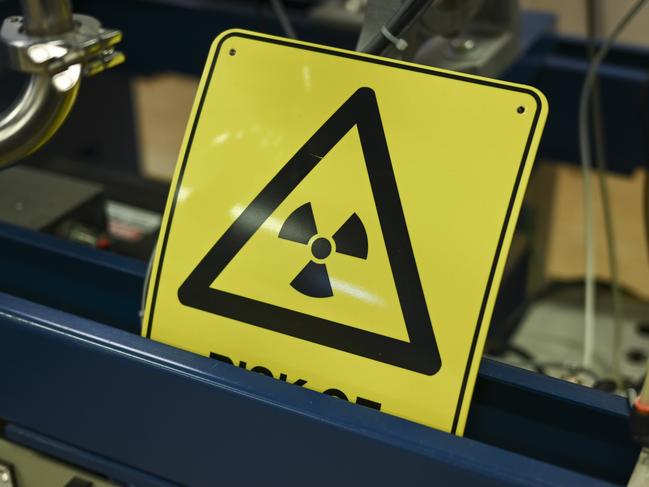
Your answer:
[517,106,525,114]
[229,48,236,56]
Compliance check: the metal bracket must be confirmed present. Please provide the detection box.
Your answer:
[357,0,520,77]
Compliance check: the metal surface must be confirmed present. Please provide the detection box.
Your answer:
[0,166,105,231]
[0,438,118,486]
[0,290,631,486]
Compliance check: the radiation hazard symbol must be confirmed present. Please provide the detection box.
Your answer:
[178,87,442,375]
[144,30,548,435]
[280,203,368,297]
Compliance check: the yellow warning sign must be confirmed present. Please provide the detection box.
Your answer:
[143,29,548,435]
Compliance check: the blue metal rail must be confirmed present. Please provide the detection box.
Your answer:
[0,291,634,486]
[0,223,639,485]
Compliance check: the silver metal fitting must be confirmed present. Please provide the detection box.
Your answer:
[1,13,123,91]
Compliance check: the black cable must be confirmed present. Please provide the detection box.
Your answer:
[360,0,435,55]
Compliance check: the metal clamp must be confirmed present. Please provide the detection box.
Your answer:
[1,14,123,92]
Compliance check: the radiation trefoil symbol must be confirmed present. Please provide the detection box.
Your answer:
[178,87,442,375]
[278,202,368,298]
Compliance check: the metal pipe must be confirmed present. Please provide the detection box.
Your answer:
[21,0,74,36]
[0,0,78,168]
[0,75,78,166]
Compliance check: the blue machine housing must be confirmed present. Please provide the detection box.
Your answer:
[1,7,649,487]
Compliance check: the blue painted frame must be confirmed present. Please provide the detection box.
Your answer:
[0,223,639,485]
[0,291,631,486]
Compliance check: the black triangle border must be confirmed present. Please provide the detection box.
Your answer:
[145,32,543,434]
[178,86,442,375]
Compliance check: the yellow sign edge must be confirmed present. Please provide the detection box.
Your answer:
[142,28,549,436]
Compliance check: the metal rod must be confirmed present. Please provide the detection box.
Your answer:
[0,0,78,168]
[20,0,74,36]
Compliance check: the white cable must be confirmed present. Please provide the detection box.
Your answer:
[380,26,409,51]
[581,161,596,369]
[579,0,649,368]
